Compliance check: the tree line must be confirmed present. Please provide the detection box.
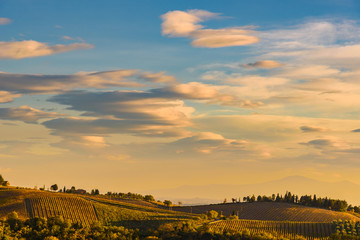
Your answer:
[239,191,351,212]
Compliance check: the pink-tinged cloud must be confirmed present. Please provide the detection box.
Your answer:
[0,105,64,123]
[0,70,175,95]
[0,18,11,25]
[0,40,94,59]
[242,60,284,69]
[0,91,21,103]
[161,10,259,48]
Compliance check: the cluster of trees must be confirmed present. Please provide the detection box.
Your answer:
[1,212,138,239]
[240,191,349,212]
[104,191,156,202]
[0,174,9,186]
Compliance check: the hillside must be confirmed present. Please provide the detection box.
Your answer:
[174,202,360,222]
[0,186,199,230]
[85,196,199,229]
[209,220,333,239]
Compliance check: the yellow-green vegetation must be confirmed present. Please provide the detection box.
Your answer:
[25,196,97,225]
[88,196,200,230]
[175,202,360,222]
[208,219,332,240]
[0,186,58,220]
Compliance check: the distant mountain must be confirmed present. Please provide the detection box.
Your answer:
[148,175,360,206]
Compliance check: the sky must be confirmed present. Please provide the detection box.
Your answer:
[1,0,360,197]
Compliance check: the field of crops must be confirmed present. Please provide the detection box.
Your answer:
[209,219,333,239]
[88,196,200,230]
[0,187,50,219]
[174,202,360,222]
[25,196,98,225]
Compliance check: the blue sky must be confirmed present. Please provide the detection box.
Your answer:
[2,0,359,75]
[1,0,360,198]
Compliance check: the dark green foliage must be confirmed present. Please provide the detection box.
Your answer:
[50,184,58,191]
[0,214,138,239]
[144,195,155,202]
[163,200,172,207]
[242,191,349,212]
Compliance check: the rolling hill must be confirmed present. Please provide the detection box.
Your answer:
[150,175,360,206]
[174,202,360,222]
[1,184,360,239]
[0,186,199,230]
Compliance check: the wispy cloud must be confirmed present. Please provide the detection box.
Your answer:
[242,60,284,69]
[62,36,85,42]
[161,10,259,48]
[0,105,63,123]
[0,70,175,95]
[300,126,328,133]
[0,18,11,25]
[0,40,94,59]
[0,91,21,103]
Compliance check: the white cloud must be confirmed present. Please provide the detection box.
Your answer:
[161,10,217,37]
[161,10,259,48]
[0,40,94,59]
[259,20,360,51]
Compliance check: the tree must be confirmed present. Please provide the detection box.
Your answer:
[50,184,58,191]
[144,195,155,202]
[272,194,276,201]
[0,175,4,185]
[163,200,172,207]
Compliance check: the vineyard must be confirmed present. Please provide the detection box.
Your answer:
[174,202,360,222]
[208,219,333,239]
[88,196,200,230]
[25,196,98,225]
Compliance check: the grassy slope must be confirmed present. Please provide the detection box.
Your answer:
[86,196,200,230]
[0,186,60,220]
[174,202,360,222]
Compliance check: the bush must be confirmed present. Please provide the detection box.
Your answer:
[207,210,218,219]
